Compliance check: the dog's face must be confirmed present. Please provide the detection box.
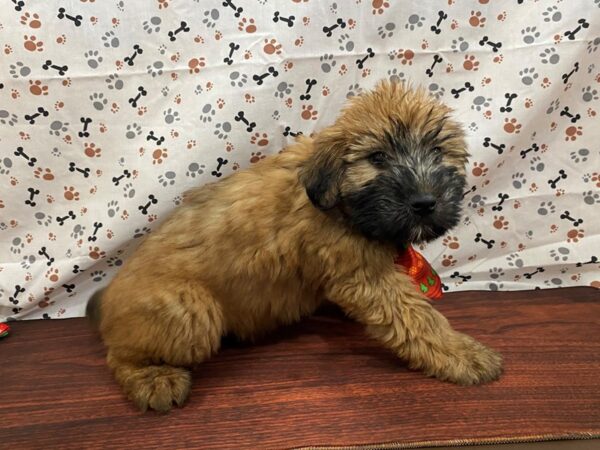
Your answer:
[301,81,469,246]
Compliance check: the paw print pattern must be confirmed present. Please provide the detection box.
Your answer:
[1,0,598,318]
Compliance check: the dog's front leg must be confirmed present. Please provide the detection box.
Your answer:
[327,271,503,385]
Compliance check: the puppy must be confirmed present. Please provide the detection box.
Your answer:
[88,80,502,412]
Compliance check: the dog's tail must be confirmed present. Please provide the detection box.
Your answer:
[86,288,104,330]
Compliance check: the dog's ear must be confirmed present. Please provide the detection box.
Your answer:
[300,128,346,210]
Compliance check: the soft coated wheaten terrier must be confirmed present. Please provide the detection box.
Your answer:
[88,81,502,412]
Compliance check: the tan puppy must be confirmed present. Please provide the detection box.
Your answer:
[88,81,502,412]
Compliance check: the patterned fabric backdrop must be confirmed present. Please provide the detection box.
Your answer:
[1,1,599,321]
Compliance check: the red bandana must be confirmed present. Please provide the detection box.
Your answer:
[0,323,10,339]
[394,244,443,300]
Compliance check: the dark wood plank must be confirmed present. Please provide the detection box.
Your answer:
[1,288,599,450]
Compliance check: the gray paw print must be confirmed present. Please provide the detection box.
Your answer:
[387,68,404,84]
[107,200,120,217]
[229,71,248,87]
[346,83,363,99]
[163,108,180,124]
[173,195,183,206]
[0,110,18,126]
[106,256,123,267]
[133,227,151,239]
[471,96,491,111]
[519,67,538,86]
[186,162,205,177]
[582,86,599,102]
[405,15,424,31]
[143,16,161,33]
[451,37,468,52]
[544,278,563,287]
[488,282,504,291]
[0,156,13,175]
[199,104,215,123]
[570,148,589,163]
[49,120,69,137]
[21,254,36,269]
[147,61,164,77]
[214,121,232,139]
[512,172,527,189]
[549,247,569,262]
[272,110,280,120]
[90,270,106,282]
[105,73,124,90]
[542,6,561,22]
[158,171,176,187]
[194,84,203,95]
[125,123,142,139]
[320,54,337,73]
[10,237,25,255]
[521,26,540,44]
[506,253,524,268]
[161,86,170,96]
[70,224,85,239]
[158,44,167,55]
[102,31,120,48]
[116,0,125,11]
[468,122,478,131]
[529,156,545,172]
[537,201,556,215]
[84,50,103,69]
[202,9,220,28]
[546,98,561,114]
[539,47,560,64]
[489,267,504,279]
[378,22,396,38]
[588,36,600,53]
[275,81,293,99]
[34,212,52,226]
[338,33,354,52]
[89,93,107,111]
[9,61,31,78]
[468,194,486,208]
[583,190,600,205]
[428,83,446,100]
[122,182,135,199]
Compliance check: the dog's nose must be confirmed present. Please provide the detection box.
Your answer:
[410,194,437,215]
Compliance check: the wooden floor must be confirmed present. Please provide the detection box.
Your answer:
[1,288,599,450]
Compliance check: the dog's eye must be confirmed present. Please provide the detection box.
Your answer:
[368,151,388,166]
[432,146,443,154]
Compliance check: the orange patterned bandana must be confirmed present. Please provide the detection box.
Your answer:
[394,244,443,300]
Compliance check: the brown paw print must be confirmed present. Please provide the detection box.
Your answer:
[295,36,304,47]
[302,16,310,26]
[443,236,460,249]
[372,0,390,15]
[84,142,102,158]
[214,31,223,41]
[497,11,507,21]
[20,12,42,29]
[463,54,479,71]
[88,246,106,259]
[188,57,206,74]
[45,268,59,282]
[503,118,522,134]
[152,148,168,164]
[566,228,584,243]
[524,98,534,108]
[23,35,44,52]
[244,93,255,103]
[301,104,318,120]
[33,167,54,181]
[63,186,80,201]
[469,11,486,27]
[263,38,282,55]
[216,98,225,109]
[56,34,67,45]
[565,126,583,141]
[238,17,257,33]
[338,64,348,75]
[493,215,509,230]
[232,162,240,170]
[441,254,457,267]
[250,152,266,163]
[471,162,488,176]
[322,86,331,96]
[396,48,415,65]
[187,139,196,149]
[250,133,269,147]
[4,44,13,55]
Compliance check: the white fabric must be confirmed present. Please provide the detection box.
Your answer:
[1,0,599,320]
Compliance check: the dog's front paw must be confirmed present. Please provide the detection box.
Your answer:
[424,332,503,385]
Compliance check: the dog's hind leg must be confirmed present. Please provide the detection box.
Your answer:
[327,270,503,385]
[101,282,224,412]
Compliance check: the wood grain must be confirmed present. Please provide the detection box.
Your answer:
[1,288,599,450]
